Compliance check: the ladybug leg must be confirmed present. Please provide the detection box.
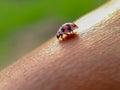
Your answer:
[65,33,69,35]
[72,30,73,33]
[68,29,73,34]
[70,30,73,33]
[60,34,63,39]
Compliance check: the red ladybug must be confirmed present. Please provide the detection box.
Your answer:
[56,23,78,39]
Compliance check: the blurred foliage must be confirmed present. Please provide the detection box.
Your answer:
[0,0,108,69]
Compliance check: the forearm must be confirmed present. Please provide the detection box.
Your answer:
[0,0,120,90]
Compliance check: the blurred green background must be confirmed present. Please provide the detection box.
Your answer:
[0,0,108,70]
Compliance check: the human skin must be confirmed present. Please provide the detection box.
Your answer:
[0,0,120,90]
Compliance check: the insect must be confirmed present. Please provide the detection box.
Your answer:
[56,23,78,39]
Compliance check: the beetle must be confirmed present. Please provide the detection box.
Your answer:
[56,23,78,39]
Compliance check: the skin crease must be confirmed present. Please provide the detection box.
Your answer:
[0,1,120,90]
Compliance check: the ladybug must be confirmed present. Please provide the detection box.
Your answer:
[56,23,78,39]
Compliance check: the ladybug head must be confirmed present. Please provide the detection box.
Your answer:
[56,31,60,39]
[56,34,60,39]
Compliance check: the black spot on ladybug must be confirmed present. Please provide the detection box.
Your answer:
[61,28,65,32]
[66,24,71,31]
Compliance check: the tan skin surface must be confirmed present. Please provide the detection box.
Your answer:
[0,1,120,90]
